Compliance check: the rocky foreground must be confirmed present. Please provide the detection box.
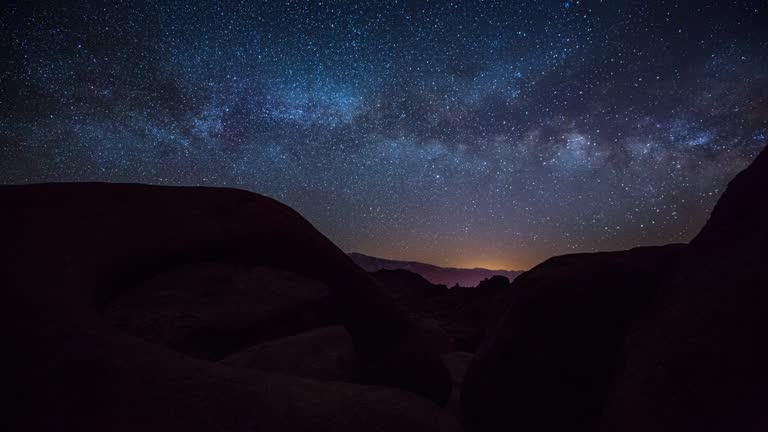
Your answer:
[3,146,766,431]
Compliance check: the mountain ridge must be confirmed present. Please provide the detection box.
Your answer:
[348,252,524,287]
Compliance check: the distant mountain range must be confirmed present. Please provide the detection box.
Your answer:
[348,252,524,287]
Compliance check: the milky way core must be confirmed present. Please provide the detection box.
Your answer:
[2,1,766,269]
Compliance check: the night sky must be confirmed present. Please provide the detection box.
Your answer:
[2,1,767,270]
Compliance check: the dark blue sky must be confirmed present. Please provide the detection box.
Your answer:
[2,0,766,269]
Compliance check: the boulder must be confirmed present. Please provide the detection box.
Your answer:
[461,146,768,432]
[602,145,768,431]
[461,244,685,431]
[2,182,453,431]
[6,310,460,432]
[221,325,360,382]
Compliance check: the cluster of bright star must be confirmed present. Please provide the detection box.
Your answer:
[1,0,766,269]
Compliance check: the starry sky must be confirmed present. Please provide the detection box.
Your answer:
[2,1,767,270]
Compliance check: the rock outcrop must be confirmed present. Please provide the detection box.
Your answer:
[424,275,516,351]
[370,269,515,352]
[461,145,768,432]
[461,245,685,431]
[2,183,454,431]
[602,145,768,431]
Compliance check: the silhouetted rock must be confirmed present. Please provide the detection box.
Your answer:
[2,182,453,431]
[603,145,768,431]
[370,268,448,312]
[369,268,507,352]
[350,252,523,287]
[221,325,360,382]
[358,266,517,353]
[424,275,515,351]
[474,275,510,291]
[461,244,686,431]
[460,146,768,432]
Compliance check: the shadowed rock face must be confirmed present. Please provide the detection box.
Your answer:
[105,264,337,360]
[460,145,768,432]
[461,245,686,431]
[2,182,454,431]
[602,146,768,431]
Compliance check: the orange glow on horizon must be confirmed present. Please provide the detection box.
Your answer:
[451,258,524,271]
[366,251,527,271]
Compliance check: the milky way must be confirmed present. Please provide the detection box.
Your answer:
[2,1,767,269]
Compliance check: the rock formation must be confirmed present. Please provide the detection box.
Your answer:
[2,183,454,431]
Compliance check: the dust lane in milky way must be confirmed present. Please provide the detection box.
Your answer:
[1,1,767,269]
